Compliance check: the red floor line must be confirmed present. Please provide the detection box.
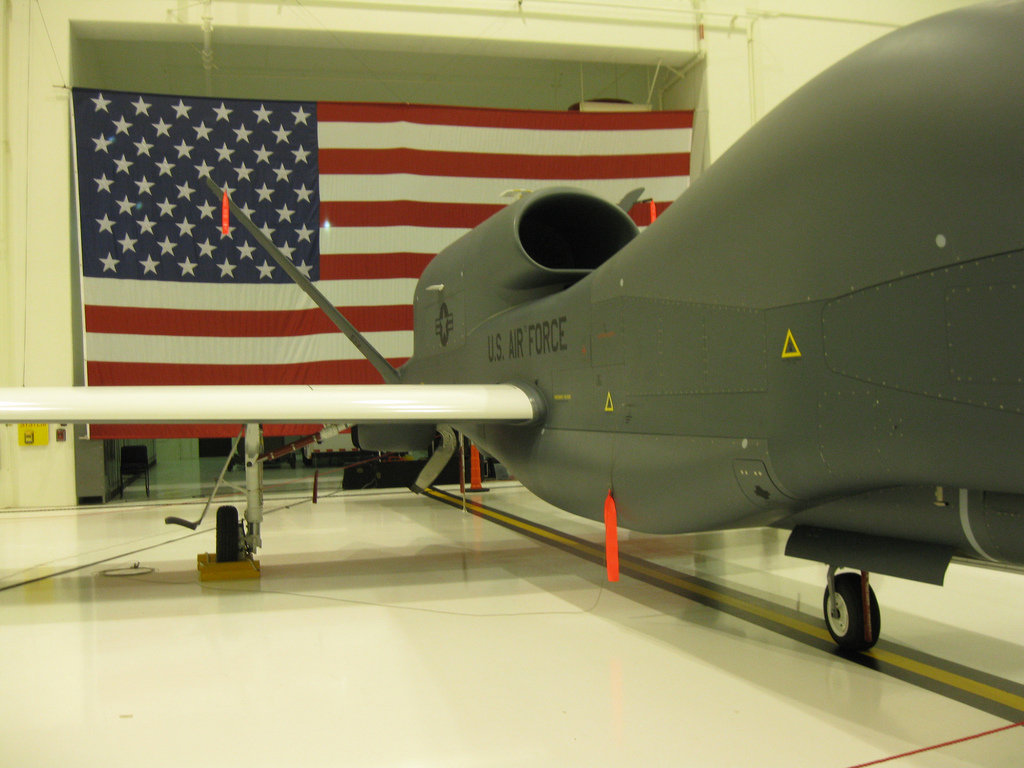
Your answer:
[846,720,1024,767]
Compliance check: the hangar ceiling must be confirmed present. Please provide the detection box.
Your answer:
[70,21,697,110]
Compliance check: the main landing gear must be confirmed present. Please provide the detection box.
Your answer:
[215,422,264,563]
[823,566,880,653]
[166,424,263,567]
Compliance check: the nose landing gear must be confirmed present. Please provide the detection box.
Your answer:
[824,566,880,653]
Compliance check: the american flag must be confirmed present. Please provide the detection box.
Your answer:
[72,89,693,438]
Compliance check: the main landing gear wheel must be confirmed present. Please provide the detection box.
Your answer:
[216,505,241,563]
[823,571,880,653]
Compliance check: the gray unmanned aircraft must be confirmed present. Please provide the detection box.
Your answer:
[3,1,1024,652]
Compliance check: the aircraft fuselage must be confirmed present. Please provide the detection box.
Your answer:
[401,1,1024,569]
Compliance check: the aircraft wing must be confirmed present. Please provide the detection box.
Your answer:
[0,384,539,424]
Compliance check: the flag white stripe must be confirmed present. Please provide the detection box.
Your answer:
[83,277,418,310]
[319,176,690,205]
[318,122,692,156]
[86,330,412,364]
[318,226,469,255]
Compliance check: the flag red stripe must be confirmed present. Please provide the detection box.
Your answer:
[87,358,409,386]
[320,200,501,229]
[319,252,434,281]
[319,200,678,231]
[318,148,690,179]
[84,305,412,337]
[318,101,694,131]
[89,423,324,439]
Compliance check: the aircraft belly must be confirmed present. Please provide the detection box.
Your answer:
[970,492,1024,564]
[608,434,793,533]
[815,387,1024,493]
[474,425,793,535]
[469,425,613,528]
[778,487,1024,568]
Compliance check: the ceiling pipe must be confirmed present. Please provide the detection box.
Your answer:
[313,0,902,30]
[747,15,758,124]
[201,0,214,96]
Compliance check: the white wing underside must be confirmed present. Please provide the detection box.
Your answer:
[0,385,537,424]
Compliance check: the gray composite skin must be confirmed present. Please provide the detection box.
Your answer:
[397,1,1024,577]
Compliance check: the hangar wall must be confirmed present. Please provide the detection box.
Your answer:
[0,0,980,509]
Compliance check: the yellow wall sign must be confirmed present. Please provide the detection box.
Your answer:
[18,424,49,446]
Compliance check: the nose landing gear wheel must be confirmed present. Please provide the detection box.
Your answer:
[824,571,880,652]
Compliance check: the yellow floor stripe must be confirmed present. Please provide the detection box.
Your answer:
[426,487,1024,717]
[624,558,835,643]
[867,648,1024,712]
[425,488,597,557]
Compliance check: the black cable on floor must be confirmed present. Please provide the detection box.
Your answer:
[0,528,205,592]
[0,495,311,593]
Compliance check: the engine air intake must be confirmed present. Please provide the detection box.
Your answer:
[518,191,638,271]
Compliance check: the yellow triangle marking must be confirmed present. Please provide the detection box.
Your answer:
[781,329,802,359]
[604,392,615,412]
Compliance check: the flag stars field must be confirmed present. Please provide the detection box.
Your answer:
[76,88,317,287]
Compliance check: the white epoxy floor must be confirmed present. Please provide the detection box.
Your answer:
[2,478,1024,767]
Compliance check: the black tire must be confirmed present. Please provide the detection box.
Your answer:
[216,505,240,563]
[823,572,881,652]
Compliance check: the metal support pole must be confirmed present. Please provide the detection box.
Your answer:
[244,423,264,556]
[458,431,466,497]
